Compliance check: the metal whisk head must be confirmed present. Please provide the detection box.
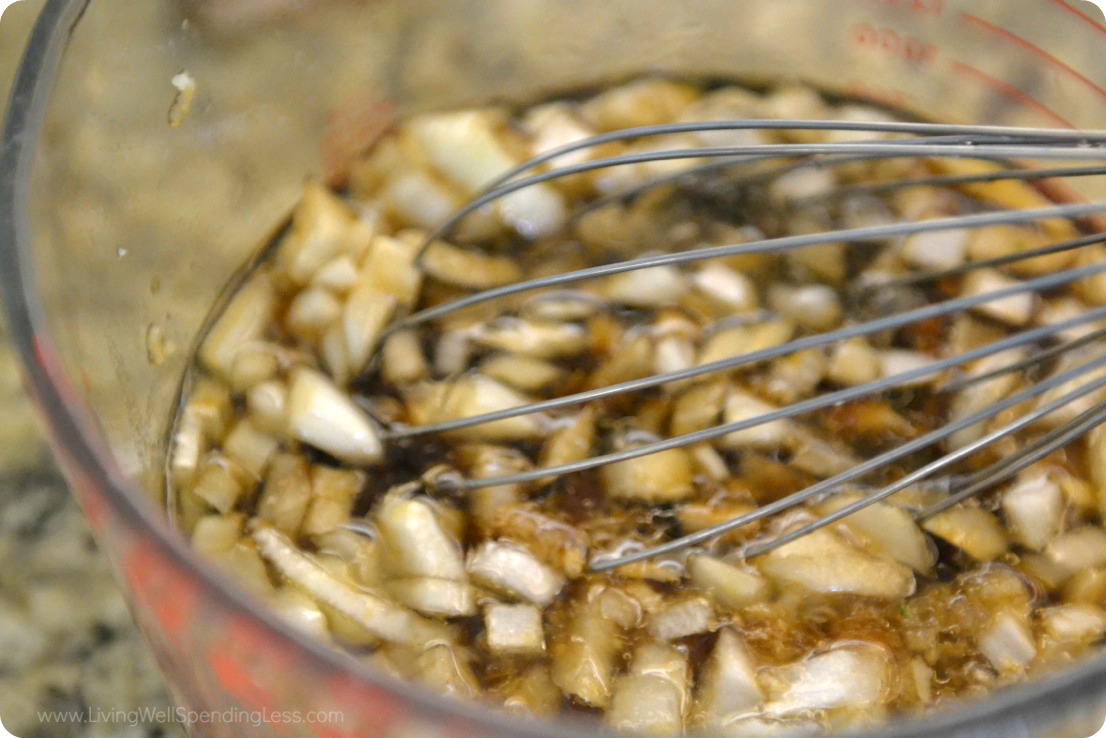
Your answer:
[372,119,1106,573]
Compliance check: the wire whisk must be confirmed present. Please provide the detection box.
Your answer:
[363,118,1106,572]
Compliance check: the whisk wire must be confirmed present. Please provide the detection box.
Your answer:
[392,256,1106,444]
[384,118,1106,570]
[593,349,1106,570]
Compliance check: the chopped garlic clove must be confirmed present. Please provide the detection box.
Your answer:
[691,628,763,729]
[692,263,759,315]
[483,602,545,656]
[719,389,795,451]
[762,645,892,716]
[387,577,475,618]
[342,288,396,374]
[962,269,1035,326]
[190,458,252,514]
[768,284,842,331]
[199,274,276,379]
[302,466,365,539]
[481,354,565,394]
[286,367,383,465]
[1002,472,1064,551]
[549,585,625,708]
[899,228,969,271]
[286,288,343,339]
[606,641,690,736]
[698,321,794,369]
[409,110,566,238]
[819,495,936,574]
[600,445,695,504]
[408,376,548,441]
[246,380,288,436]
[1039,604,1106,644]
[923,507,1009,562]
[380,330,429,386]
[1046,527,1106,576]
[271,587,331,641]
[277,183,361,285]
[253,524,444,646]
[312,255,360,293]
[687,555,771,610]
[880,350,939,387]
[758,527,915,599]
[596,266,689,308]
[827,338,882,387]
[222,418,280,479]
[466,541,566,605]
[256,453,313,538]
[376,494,467,581]
[191,513,245,558]
[648,596,716,640]
[979,612,1036,673]
[471,318,589,359]
[421,241,523,289]
[358,233,423,307]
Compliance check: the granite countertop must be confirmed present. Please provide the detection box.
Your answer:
[0,3,182,737]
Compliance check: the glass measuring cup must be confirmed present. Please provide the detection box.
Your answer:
[3,0,1106,736]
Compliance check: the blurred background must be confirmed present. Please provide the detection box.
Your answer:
[0,3,181,736]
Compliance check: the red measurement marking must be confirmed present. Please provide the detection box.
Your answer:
[850,22,938,66]
[949,60,1076,128]
[1050,0,1106,36]
[961,13,1106,101]
[859,0,945,17]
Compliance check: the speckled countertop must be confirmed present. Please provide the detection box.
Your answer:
[0,3,182,737]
